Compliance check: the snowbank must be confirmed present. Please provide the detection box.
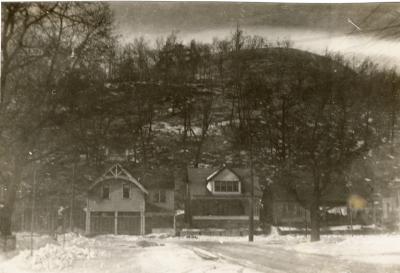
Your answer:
[0,233,108,272]
[12,243,106,271]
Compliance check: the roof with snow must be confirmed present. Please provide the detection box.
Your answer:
[187,165,262,197]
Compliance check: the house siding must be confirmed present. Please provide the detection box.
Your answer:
[88,179,145,212]
[148,189,174,211]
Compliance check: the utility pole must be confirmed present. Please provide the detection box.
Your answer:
[30,168,37,256]
[69,163,76,232]
[249,132,254,242]
[349,205,354,237]
[348,184,354,237]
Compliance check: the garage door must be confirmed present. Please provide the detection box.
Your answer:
[117,212,141,235]
[90,212,114,234]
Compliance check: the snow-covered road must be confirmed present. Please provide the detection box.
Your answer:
[61,238,259,273]
[2,233,400,273]
[180,240,400,273]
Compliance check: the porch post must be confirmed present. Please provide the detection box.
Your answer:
[114,211,118,235]
[141,210,145,235]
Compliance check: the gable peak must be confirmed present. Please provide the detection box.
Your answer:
[104,163,131,179]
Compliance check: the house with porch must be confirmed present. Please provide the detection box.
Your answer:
[86,164,175,235]
[186,164,262,231]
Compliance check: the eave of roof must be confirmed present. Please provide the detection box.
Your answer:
[88,163,148,194]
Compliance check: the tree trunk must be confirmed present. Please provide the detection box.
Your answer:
[261,186,274,225]
[184,167,192,227]
[69,163,76,231]
[310,173,321,241]
[193,134,206,168]
[1,158,22,236]
[310,200,320,241]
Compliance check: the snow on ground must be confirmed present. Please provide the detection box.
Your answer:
[153,121,223,136]
[114,243,260,273]
[0,233,259,273]
[170,228,400,266]
[285,233,400,265]
[153,121,203,135]
[2,231,400,272]
[0,233,108,273]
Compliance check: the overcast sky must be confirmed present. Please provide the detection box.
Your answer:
[111,2,400,69]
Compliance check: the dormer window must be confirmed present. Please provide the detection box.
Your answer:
[214,181,239,193]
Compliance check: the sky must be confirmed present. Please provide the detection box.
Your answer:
[111,2,400,69]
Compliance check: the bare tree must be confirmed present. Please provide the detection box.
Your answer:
[0,2,113,236]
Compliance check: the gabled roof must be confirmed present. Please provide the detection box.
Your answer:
[88,163,148,194]
[187,165,262,197]
[205,164,243,182]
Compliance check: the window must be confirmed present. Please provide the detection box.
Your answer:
[153,190,166,203]
[123,183,130,199]
[214,181,240,193]
[102,184,110,199]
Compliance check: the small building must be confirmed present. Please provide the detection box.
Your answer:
[267,183,372,228]
[186,165,262,230]
[86,164,175,235]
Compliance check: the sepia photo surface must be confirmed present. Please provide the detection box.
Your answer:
[1,1,400,272]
